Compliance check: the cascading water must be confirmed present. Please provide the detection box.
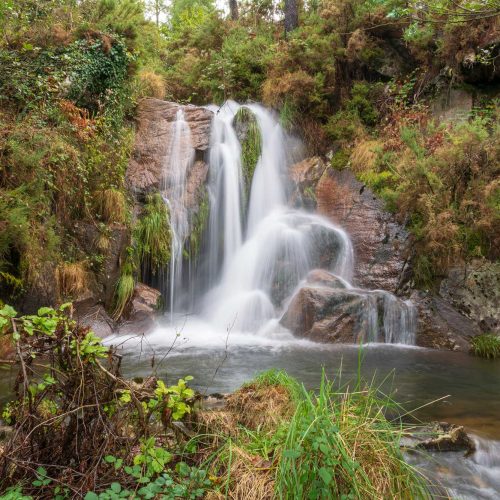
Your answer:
[158,101,415,345]
[160,109,194,318]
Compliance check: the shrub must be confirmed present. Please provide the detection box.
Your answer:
[470,334,500,359]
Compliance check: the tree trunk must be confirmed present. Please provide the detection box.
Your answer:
[229,0,239,20]
[284,0,298,34]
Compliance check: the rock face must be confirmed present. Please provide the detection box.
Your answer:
[289,157,327,209]
[413,292,479,351]
[73,222,129,309]
[316,168,410,292]
[126,99,213,196]
[439,261,500,334]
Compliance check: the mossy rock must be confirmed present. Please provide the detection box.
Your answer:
[233,108,262,192]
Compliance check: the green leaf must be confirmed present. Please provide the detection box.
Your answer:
[0,304,17,318]
[283,449,301,459]
[37,307,54,317]
[104,455,116,463]
[110,483,121,493]
[319,467,332,485]
[84,493,99,500]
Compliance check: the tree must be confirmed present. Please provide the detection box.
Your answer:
[147,0,168,26]
[284,0,298,34]
[229,0,238,20]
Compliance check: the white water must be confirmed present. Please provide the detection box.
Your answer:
[155,101,415,346]
[160,109,194,318]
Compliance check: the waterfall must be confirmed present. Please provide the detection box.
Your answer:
[160,109,194,318]
[161,101,416,345]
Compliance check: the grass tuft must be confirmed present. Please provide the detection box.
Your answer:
[112,258,135,320]
[470,333,500,359]
[95,188,127,224]
[57,261,88,298]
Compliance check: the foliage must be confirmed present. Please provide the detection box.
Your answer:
[0,303,201,496]
[470,334,500,359]
[0,0,160,308]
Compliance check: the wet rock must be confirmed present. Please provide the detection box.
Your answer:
[306,269,347,288]
[280,286,371,343]
[316,168,411,293]
[413,291,480,351]
[289,157,327,209]
[126,99,212,195]
[439,261,500,334]
[402,422,476,456]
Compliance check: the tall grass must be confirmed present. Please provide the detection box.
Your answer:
[195,369,431,499]
[112,258,135,319]
[95,188,127,224]
[470,334,500,359]
[276,372,431,499]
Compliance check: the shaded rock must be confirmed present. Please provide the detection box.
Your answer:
[413,291,479,351]
[126,99,212,195]
[402,422,476,456]
[316,168,411,292]
[289,157,327,209]
[439,260,500,334]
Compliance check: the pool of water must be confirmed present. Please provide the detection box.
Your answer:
[109,316,500,498]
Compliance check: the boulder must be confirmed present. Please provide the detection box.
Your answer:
[316,168,411,292]
[280,286,371,343]
[306,269,347,288]
[126,99,213,195]
[129,283,161,319]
